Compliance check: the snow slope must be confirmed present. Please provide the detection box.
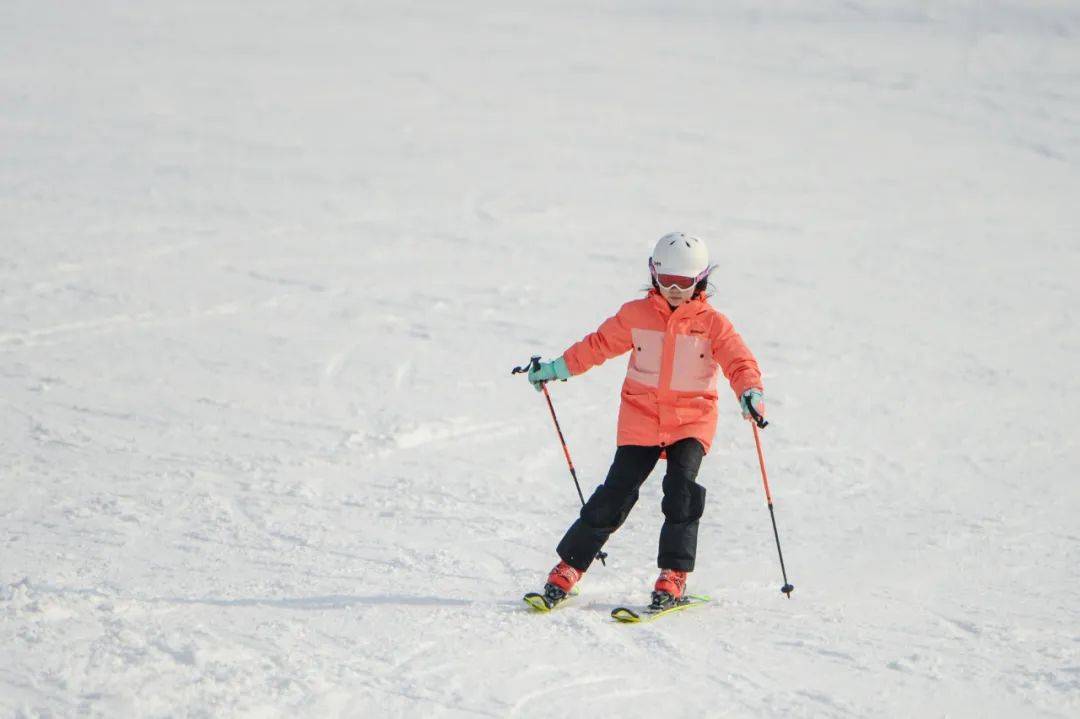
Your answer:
[2,1,1079,716]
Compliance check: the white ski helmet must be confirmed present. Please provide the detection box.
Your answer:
[650,232,710,279]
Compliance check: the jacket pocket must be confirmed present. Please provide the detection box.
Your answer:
[627,328,664,388]
[621,387,659,420]
[673,395,711,424]
[670,334,718,393]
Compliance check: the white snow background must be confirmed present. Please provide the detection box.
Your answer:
[2,1,1079,717]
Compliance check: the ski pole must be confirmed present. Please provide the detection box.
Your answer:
[512,356,607,566]
[746,402,795,598]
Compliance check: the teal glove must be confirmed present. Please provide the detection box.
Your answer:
[739,388,765,419]
[528,356,571,391]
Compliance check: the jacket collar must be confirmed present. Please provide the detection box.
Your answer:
[646,289,709,319]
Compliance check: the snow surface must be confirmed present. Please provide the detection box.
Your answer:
[2,1,1079,716]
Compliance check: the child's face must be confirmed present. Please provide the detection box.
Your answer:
[660,284,692,307]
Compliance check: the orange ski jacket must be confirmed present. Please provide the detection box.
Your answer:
[562,290,762,453]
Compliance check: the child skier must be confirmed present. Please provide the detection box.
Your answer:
[523,232,764,610]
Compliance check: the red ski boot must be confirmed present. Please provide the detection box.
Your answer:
[547,561,583,595]
[651,569,688,609]
[524,561,584,611]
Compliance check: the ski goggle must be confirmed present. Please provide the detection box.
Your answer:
[650,260,716,291]
[655,273,698,290]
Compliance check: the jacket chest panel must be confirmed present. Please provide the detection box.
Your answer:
[627,313,717,392]
[628,328,665,387]
[670,333,719,393]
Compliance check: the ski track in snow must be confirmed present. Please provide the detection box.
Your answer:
[3,0,1080,717]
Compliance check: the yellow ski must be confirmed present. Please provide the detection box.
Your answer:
[610,594,711,623]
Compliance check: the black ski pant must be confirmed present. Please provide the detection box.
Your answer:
[556,437,706,573]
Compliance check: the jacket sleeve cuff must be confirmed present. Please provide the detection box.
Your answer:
[734,378,763,397]
[553,356,572,380]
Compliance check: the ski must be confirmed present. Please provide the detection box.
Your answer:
[610,594,711,623]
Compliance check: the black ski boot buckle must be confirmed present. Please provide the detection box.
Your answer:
[542,583,568,609]
[649,591,678,612]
